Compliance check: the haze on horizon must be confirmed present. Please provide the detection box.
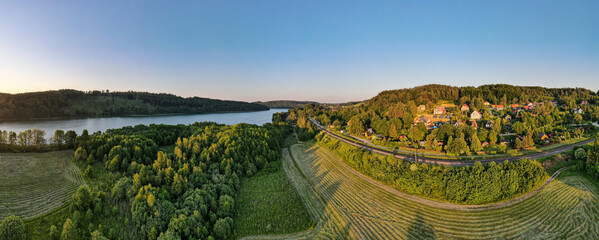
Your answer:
[1,0,598,103]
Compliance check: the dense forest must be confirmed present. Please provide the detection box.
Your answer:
[253,100,318,109]
[0,90,269,120]
[316,133,548,204]
[1,122,288,239]
[290,84,599,156]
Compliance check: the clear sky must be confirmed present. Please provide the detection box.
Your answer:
[1,1,598,103]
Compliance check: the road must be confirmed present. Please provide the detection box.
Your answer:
[310,118,595,166]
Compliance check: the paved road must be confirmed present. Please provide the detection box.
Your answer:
[310,118,595,166]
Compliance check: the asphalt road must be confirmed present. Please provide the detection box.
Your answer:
[310,118,595,166]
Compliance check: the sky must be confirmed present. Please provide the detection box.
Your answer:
[0,1,598,103]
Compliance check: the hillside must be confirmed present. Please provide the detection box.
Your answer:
[254,100,319,108]
[0,90,269,120]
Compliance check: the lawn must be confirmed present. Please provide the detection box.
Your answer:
[233,159,314,238]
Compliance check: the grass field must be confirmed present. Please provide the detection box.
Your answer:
[0,150,86,221]
[234,159,314,238]
[245,142,599,239]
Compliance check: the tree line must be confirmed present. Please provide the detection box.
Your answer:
[0,129,78,152]
[0,89,269,120]
[316,133,548,204]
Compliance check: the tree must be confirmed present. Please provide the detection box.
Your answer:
[72,186,92,211]
[515,138,523,149]
[53,130,65,147]
[488,131,498,145]
[74,147,88,163]
[575,148,587,160]
[408,126,424,144]
[49,225,59,240]
[0,215,26,240]
[347,116,365,135]
[91,230,109,240]
[65,130,77,148]
[574,113,583,124]
[60,218,74,240]
[470,133,483,152]
[587,139,599,164]
[213,218,232,240]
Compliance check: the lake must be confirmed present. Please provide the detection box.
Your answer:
[0,108,288,136]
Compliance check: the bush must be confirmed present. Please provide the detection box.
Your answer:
[0,215,26,240]
[575,148,587,160]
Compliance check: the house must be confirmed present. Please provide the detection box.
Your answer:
[581,101,589,105]
[470,110,482,120]
[552,101,558,106]
[572,108,584,114]
[433,106,446,115]
[418,105,426,112]
[461,104,470,112]
[454,121,464,127]
[494,105,504,111]
[510,104,520,111]
[504,115,512,121]
[482,142,489,148]
[539,132,549,141]
[414,116,432,128]
[485,120,494,129]
[484,101,490,106]
[471,120,478,129]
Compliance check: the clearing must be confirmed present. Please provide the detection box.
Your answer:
[234,159,314,238]
[0,151,86,221]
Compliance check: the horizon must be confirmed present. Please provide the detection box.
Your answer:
[1,1,598,102]
[1,83,597,104]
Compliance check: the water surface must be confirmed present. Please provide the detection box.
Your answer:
[0,109,287,136]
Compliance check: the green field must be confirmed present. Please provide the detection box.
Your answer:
[0,151,86,221]
[234,159,314,238]
[246,142,599,239]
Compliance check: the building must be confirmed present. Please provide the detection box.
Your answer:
[414,116,432,128]
[581,101,589,105]
[461,104,470,112]
[470,110,482,120]
[573,108,584,114]
[471,120,478,129]
[484,101,490,106]
[539,132,549,141]
[454,121,464,127]
[505,115,512,121]
[418,105,426,112]
[485,120,494,129]
[433,106,446,115]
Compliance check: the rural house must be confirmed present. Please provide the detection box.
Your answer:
[461,104,470,111]
[470,110,482,120]
[433,106,446,115]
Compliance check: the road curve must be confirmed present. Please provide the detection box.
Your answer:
[310,118,595,166]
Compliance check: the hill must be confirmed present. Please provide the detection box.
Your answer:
[0,90,269,120]
[254,100,319,108]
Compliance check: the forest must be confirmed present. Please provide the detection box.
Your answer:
[253,100,318,109]
[316,133,548,204]
[290,84,599,156]
[1,121,288,240]
[0,90,268,120]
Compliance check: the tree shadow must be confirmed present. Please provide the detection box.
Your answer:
[405,211,438,240]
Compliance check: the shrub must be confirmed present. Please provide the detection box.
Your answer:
[0,215,26,240]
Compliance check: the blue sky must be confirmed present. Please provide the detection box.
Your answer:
[1,1,598,102]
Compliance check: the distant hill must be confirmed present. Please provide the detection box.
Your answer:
[254,100,319,108]
[0,90,269,120]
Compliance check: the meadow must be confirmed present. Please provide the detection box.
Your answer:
[0,151,86,221]
[245,142,599,239]
[234,159,314,238]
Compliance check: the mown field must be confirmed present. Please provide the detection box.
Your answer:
[234,159,314,238]
[0,151,86,221]
[246,142,599,239]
